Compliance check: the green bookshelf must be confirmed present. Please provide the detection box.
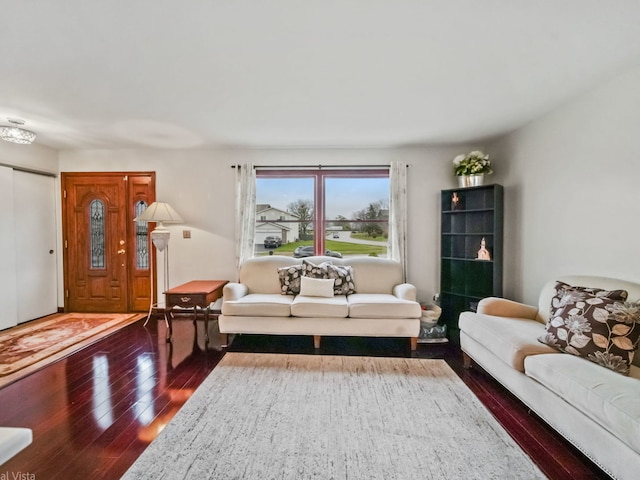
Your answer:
[440,184,504,343]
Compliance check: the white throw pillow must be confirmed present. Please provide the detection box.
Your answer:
[299,276,335,298]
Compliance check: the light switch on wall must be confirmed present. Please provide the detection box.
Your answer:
[183,230,191,239]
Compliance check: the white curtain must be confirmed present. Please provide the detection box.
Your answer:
[235,163,256,274]
[388,160,408,281]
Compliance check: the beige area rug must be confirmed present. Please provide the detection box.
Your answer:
[0,313,142,381]
[123,353,546,480]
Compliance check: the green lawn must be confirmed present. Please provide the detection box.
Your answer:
[265,239,386,256]
[350,233,387,243]
[326,239,386,255]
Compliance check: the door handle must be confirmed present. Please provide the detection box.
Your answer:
[117,249,126,255]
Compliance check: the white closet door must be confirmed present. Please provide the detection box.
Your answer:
[14,170,58,323]
[0,166,17,330]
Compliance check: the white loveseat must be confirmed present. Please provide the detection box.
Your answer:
[219,255,422,350]
[460,275,640,480]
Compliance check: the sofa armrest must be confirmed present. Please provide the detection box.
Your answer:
[477,297,538,319]
[393,283,417,301]
[223,282,248,301]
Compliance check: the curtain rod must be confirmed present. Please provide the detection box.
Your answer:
[231,164,407,169]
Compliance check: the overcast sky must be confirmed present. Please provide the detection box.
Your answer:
[257,177,389,219]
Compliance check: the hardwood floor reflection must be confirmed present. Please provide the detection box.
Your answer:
[0,318,608,479]
[0,317,223,479]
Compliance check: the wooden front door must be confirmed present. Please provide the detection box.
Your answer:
[62,172,156,312]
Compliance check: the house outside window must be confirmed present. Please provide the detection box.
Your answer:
[255,168,389,258]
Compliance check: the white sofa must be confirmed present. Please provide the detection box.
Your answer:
[219,255,422,350]
[460,275,640,480]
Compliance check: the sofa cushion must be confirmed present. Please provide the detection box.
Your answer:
[239,256,303,294]
[548,281,628,320]
[538,292,640,375]
[291,295,349,318]
[338,256,403,294]
[459,312,558,372]
[553,280,628,303]
[536,276,640,324]
[299,276,335,298]
[302,259,356,295]
[327,264,356,295]
[278,265,303,295]
[524,353,640,455]
[302,259,332,278]
[347,293,421,319]
[221,293,293,317]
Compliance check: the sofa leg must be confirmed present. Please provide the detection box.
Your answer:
[463,352,473,369]
[410,337,418,351]
[313,335,321,350]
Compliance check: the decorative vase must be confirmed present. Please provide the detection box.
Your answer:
[457,174,485,188]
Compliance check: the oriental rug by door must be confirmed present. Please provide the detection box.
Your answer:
[123,353,546,480]
[0,313,142,379]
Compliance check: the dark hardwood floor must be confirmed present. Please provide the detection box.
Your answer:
[0,316,609,479]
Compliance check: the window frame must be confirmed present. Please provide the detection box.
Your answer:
[256,168,389,256]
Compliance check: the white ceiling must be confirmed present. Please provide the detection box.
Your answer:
[2,1,640,151]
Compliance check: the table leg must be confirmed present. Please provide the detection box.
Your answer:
[204,306,210,345]
[165,310,173,343]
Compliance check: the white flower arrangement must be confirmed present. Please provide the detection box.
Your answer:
[453,150,493,176]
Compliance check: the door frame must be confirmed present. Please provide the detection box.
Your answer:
[61,171,156,312]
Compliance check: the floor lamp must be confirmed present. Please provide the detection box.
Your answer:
[134,202,183,324]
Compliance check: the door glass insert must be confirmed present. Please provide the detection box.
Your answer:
[90,199,105,269]
[135,201,149,269]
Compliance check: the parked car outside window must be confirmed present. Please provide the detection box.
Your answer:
[264,236,282,248]
[293,245,342,258]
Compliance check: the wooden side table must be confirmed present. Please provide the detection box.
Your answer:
[164,280,228,344]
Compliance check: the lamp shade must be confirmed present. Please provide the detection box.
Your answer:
[134,202,183,227]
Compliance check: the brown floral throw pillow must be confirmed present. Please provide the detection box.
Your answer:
[550,281,628,317]
[539,291,640,375]
[302,259,356,295]
[278,265,303,295]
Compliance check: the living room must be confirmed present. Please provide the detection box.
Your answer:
[4,65,639,312]
[1,2,639,479]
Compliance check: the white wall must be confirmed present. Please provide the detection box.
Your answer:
[29,60,640,313]
[10,67,640,316]
[491,66,640,305]
[59,145,479,304]
[59,148,238,298]
[0,140,59,174]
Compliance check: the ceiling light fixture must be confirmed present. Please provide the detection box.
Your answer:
[0,118,37,145]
